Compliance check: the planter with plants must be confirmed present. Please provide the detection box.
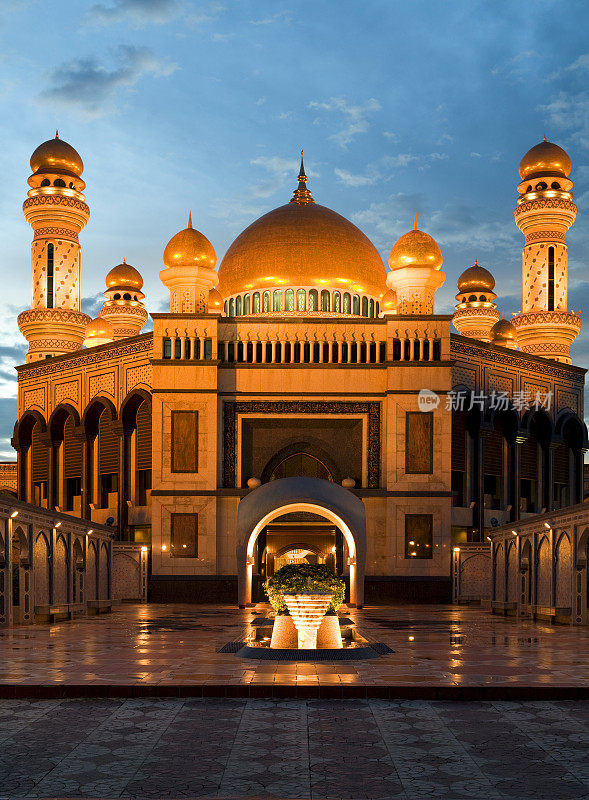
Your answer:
[264,563,346,649]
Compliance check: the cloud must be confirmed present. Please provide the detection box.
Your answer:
[491,50,538,80]
[37,46,177,119]
[86,0,182,26]
[308,97,381,149]
[334,168,376,187]
[250,10,292,25]
[538,91,589,150]
[471,152,482,158]
[383,131,397,141]
[0,398,17,460]
[81,293,104,318]
[351,192,425,249]
[211,32,233,41]
[249,155,314,198]
[186,2,225,24]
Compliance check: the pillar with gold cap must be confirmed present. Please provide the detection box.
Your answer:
[99,258,148,339]
[386,215,446,314]
[160,212,218,313]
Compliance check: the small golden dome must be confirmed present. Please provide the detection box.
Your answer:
[381,289,397,312]
[30,133,84,177]
[218,201,386,298]
[85,317,114,340]
[388,214,443,271]
[105,259,143,291]
[490,318,517,343]
[208,287,223,311]
[519,137,572,180]
[163,212,216,270]
[457,261,495,292]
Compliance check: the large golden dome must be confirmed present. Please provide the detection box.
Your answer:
[105,260,143,291]
[388,215,443,271]
[457,261,495,293]
[163,212,216,270]
[30,133,84,177]
[519,138,572,180]
[217,198,386,298]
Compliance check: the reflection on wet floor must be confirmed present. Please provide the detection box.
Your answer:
[0,603,587,687]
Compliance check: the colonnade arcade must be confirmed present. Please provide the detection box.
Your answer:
[451,385,586,540]
[13,390,152,539]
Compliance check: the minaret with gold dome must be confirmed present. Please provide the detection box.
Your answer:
[99,259,148,338]
[18,133,91,362]
[386,215,445,314]
[511,137,581,363]
[452,261,500,341]
[160,212,218,313]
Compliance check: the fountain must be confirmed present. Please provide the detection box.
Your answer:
[281,592,334,649]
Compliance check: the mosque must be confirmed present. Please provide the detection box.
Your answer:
[7,133,587,607]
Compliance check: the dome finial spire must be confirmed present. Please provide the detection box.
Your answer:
[290,149,314,204]
[413,212,418,230]
[188,210,193,229]
[543,132,547,142]
[55,129,59,139]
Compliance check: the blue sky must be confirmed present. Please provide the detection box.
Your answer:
[1,0,589,457]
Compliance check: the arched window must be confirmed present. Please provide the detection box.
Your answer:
[333,291,341,312]
[309,289,318,311]
[123,293,131,300]
[343,293,351,314]
[224,301,228,315]
[353,295,360,315]
[321,290,330,312]
[253,292,260,313]
[270,453,333,481]
[361,296,368,317]
[68,182,75,189]
[46,243,54,309]
[263,291,271,312]
[468,295,477,302]
[551,182,561,190]
[548,246,555,311]
[535,182,547,191]
[236,295,242,315]
[40,178,50,187]
[273,290,282,312]
[285,288,294,311]
[479,295,486,302]
[229,298,235,317]
[53,178,66,187]
[297,289,306,311]
[369,299,375,317]
[376,301,380,316]
[243,294,251,315]
[526,185,532,193]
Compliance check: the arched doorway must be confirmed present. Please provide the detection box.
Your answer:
[236,477,366,607]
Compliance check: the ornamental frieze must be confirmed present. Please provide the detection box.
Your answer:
[514,198,576,217]
[512,311,581,326]
[524,230,566,244]
[18,335,153,380]
[33,226,79,242]
[450,339,584,383]
[23,195,90,214]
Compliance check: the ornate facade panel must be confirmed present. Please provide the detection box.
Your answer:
[557,389,579,415]
[125,363,152,395]
[23,385,46,413]
[487,372,513,397]
[452,364,477,390]
[88,371,116,401]
[54,379,80,408]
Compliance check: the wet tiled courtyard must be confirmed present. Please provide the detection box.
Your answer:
[0,603,587,691]
[0,697,587,799]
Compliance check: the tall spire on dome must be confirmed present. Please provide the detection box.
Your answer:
[413,212,418,230]
[290,149,314,204]
[188,210,193,228]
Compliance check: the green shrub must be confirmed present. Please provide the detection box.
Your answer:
[264,563,346,615]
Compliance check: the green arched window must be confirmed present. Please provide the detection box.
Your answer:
[333,291,341,312]
[236,295,242,315]
[343,293,351,314]
[244,294,251,315]
[229,298,235,317]
[273,290,282,312]
[309,289,318,311]
[297,289,306,311]
[285,289,294,311]
[362,296,368,317]
[263,291,271,312]
[253,292,260,313]
[321,290,330,312]
[353,295,360,315]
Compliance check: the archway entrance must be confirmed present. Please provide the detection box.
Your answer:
[236,477,366,607]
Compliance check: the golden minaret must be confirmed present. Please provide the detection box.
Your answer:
[511,136,581,363]
[18,133,91,362]
[452,260,500,341]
